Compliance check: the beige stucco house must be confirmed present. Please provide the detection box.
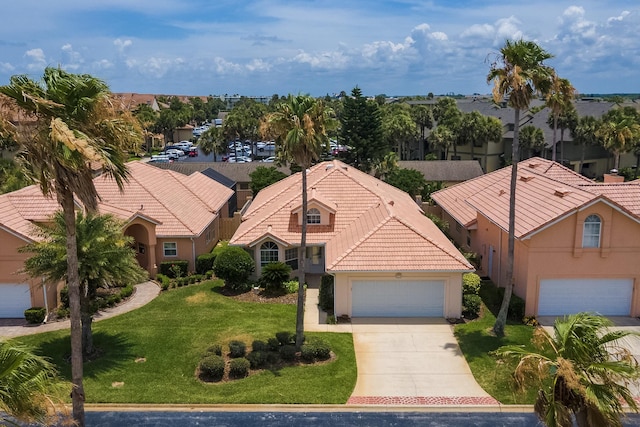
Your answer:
[432,157,640,317]
[230,160,473,319]
[0,161,233,318]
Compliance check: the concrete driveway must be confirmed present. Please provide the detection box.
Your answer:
[347,318,497,405]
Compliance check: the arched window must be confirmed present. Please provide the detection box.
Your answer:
[260,241,279,266]
[306,208,321,224]
[582,215,601,248]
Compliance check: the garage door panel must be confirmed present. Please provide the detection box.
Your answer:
[539,278,632,316]
[352,280,444,317]
[0,283,31,318]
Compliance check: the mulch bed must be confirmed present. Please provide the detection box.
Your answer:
[219,287,298,305]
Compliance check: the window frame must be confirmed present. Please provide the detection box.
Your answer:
[582,214,602,248]
[285,247,298,270]
[306,208,321,224]
[260,241,279,266]
[163,242,178,257]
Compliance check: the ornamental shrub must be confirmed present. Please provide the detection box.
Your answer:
[199,355,225,381]
[319,275,334,312]
[279,345,297,361]
[300,344,316,362]
[462,294,482,318]
[156,274,171,290]
[284,280,299,294]
[229,358,251,379]
[462,273,481,295]
[267,337,280,351]
[228,340,247,358]
[159,261,189,278]
[247,351,268,369]
[196,252,216,274]
[260,262,291,291]
[24,307,46,324]
[310,338,331,360]
[213,246,255,291]
[205,344,222,357]
[251,340,268,352]
[275,331,294,346]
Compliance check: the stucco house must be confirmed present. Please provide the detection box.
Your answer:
[0,161,233,318]
[229,160,473,319]
[431,157,640,317]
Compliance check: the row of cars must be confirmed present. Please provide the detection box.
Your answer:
[149,141,198,163]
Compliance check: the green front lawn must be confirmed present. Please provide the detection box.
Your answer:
[454,282,548,404]
[18,280,356,404]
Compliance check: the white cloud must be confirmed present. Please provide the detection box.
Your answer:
[25,48,47,71]
[114,38,132,52]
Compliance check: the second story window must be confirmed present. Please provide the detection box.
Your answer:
[306,208,321,224]
[582,214,601,248]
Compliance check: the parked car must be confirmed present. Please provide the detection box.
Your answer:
[261,156,276,163]
[149,154,171,163]
[162,149,184,159]
[188,147,198,157]
[175,141,192,151]
[228,156,252,163]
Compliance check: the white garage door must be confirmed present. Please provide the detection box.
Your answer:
[539,278,633,316]
[0,283,31,318]
[352,280,445,317]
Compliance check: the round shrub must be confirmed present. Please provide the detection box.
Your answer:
[462,294,482,318]
[229,358,250,379]
[213,246,255,291]
[300,344,316,362]
[228,340,247,358]
[251,340,268,352]
[267,337,280,351]
[199,355,225,381]
[196,252,216,274]
[205,344,222,357]
[312,339,331,360]
[24,307,46,324]
[259,262,291,291]
[462,273,482,295]
[279,344,297,362]
[284,280,299,294]
[247,351,268,369]
[275,331,294,346]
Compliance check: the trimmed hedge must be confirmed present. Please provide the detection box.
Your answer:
[156,274,171,290]
[213,246,255,291]
[196,252,216,275]
[228,340,246,358]
[24,307,46,324]
[199,355,225,381]
[318,275,334,312]
[229,358,250,378]
[462,294,482,318]
[462,273,481,295]
[159,261,189,278]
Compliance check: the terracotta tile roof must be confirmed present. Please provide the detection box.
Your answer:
[231,160,472,273]
[152,162,290,183]
[0,162,233,241]
[397,160,485,182]
[433,157,640,239]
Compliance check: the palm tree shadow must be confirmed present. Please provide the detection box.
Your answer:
[32,331,135,379]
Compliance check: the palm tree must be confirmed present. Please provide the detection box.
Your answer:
[597,109,640,171]
[427,125,455,160]
[495,313,640,427]
[0,340,69,425]
[0,67,142,426]
[571,116,599,175]
[519,125,545,159]
[260,94,334,350]
[487,39,554,337]
[546,74,575,161]
[20,211,147,356]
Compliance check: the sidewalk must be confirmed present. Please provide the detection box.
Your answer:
[0,281,160,339]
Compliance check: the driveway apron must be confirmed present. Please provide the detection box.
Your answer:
[347,318,497,405]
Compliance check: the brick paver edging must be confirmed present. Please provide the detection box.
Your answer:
[347,396,500,405]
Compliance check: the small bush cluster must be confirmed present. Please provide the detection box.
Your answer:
[196,252,216,275]
[283,280,299,294]
[24,307,46,324]
[462,273,482,318]
[57,283,136,318]
[318,275,334,312]
[159,261,189,278]
[157,273,206,291]
[199,333,332,383]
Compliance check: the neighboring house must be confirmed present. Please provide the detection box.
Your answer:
[154,162,290,210]
[397,160,484,186]
[0,162,234,318]
[432,157,640,317]
[230,160,473,319]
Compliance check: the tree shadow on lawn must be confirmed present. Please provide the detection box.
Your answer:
[32,331,135,379]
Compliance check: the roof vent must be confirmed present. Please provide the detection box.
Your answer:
[519,174,534,182]
[388,200,394,206]
[325,164,334,171]
[554,188,571,197]
[498,189,506,196]
[527,162,540,169]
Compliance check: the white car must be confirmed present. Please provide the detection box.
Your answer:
[163,149,184,159]
[261,156,276,163]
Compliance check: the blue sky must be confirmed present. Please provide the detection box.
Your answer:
[1,1,639,97]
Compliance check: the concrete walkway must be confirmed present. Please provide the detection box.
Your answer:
[304,287,497,405]
[0,281,161,339]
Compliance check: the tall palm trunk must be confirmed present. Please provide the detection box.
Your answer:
[80,289,94,356]
[295,168,307,350]
[493,108,520,337]
[60,187,85,426]
[560,128,566,164]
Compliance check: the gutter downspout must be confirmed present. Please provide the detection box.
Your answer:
[191,237,196,273]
